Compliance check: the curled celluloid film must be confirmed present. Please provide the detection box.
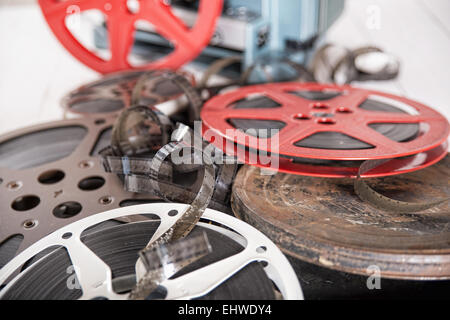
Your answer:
[355,158,449,213]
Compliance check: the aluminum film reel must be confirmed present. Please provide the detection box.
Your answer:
[0,204,303,300]
[0,117,161,268]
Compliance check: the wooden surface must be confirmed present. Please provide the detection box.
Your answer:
[0,0,449,142]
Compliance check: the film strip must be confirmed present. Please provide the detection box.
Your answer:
[38,0,223,73]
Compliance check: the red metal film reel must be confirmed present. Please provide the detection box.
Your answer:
[224,141,448,178]
[201,82,450,161]
[38,0,223,74]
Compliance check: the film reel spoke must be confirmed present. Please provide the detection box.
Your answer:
[142,1,192,51]
[224,108,286,122]
[106,8,136,69]
[362,112,425,124]
[328,89,368,110]
[342,126,404,154]
[39,0,102,19]
[277,125,318,150]
[163,251,256,300]
[263,88,310,109]
[63,236,118,300]
[145,206,190,246]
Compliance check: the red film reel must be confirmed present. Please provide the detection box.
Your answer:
[201,83,449,177]
[38,0,223,74]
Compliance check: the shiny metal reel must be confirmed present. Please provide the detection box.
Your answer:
[0,204,303,300]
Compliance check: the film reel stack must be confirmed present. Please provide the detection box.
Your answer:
[0,68,302,300]
[1,0,449,301]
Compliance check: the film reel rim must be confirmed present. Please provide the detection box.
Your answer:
[0,203,304,300]
[201,82,450,161]
[231,161,450,280]
[207,139,448,178]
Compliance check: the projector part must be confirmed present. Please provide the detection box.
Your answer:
[241,56,315,84]
[231,156,450,280]
[0,117,160,268]
[0,204,303,300]
[38,0,223,73]
[201,82,449,176]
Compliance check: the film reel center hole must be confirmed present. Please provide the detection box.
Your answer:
[53,202,82,219]
[11,195,40,212]
[38,170,65,185]
[78,176,105,191]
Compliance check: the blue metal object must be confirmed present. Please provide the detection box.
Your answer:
[94,0,345,71]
